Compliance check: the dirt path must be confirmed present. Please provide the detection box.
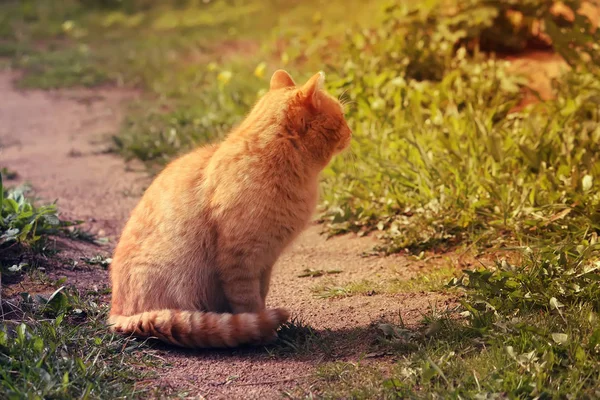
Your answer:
[0,70,458,399]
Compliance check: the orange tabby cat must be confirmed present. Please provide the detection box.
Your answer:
[108,70,352,348]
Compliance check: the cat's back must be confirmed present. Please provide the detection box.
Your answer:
[150,143,219,199]
[115,144,219,255]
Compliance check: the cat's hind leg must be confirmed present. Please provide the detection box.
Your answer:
[221,274,264,314]
[219,265,287,344]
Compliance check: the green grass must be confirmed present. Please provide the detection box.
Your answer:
[311,266,460,298]
[15,45,109,89]
[268,316,323,356]
[0,171,88,264]
[305,362,389,399]
[0,172,62,255]
[312,280,380,299]
[1,287,154,399]
[390,266,460,293]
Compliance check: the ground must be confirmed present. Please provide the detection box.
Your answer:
[0,68,462,398]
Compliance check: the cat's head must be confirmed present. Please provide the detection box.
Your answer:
[264,69,352,168]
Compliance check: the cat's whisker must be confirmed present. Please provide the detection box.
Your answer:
[338,88,349,102]
[348,150,359,174]
[338,146,359,176]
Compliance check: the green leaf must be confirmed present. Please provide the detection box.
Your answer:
[551,333,569,345]
[43,214,60,226]
[44,286,70,315]
[62,372,69,392]
[575,345,587,364]
[549,297,564,310]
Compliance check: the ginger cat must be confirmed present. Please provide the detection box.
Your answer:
[108,70,352,348]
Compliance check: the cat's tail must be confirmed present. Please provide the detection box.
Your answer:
[107,308,290,348]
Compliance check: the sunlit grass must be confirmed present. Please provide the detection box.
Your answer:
[311,266,460,299]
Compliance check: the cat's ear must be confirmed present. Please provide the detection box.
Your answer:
[270,69,296,90]
[299,71,325,108]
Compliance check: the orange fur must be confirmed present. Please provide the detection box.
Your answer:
[108,70,352,348]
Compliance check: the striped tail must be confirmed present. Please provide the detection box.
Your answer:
[108,308,290,348]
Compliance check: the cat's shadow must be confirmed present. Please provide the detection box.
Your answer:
[139,319,470,362]
[143,324,379,360]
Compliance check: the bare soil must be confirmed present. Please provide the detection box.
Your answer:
[0,69,468,399]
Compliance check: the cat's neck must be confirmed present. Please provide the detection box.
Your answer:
[223,127,321,183]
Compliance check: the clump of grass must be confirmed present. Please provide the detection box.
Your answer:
[15,45,110,89]
[271,316,320,355]
[2,170,99,254]
[308,362,387,399]
[312,266,460,299]
[0,173,61,253]
[312,280,380,299]
[317,0,600,253]
[0,287,153,398]
[0,172,87,269]
[388,266,460,293]
[80,254,112,268]
[112,66,262,164]
[451,243,600,330]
